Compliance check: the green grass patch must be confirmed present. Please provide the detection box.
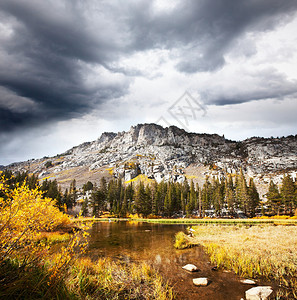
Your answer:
[74,217,297,226]
[130,218,278,225]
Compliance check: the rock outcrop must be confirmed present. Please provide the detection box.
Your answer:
[6,123,297,194]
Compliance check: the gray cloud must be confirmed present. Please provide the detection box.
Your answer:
[0,0,297,136]
[124,0,297,72]
[200,68,297,106]
[0,0,129,133]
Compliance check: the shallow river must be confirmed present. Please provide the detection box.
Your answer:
[87,221,258,299]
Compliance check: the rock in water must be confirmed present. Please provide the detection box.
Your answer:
[245,286,273,300]
[240,279,256,285]
[193,278,209,286]
[182,264,198,272]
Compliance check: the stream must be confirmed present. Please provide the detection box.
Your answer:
[87,221,260,299]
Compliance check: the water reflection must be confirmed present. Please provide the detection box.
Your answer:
[87,221,249,300]
[88,221,187,263]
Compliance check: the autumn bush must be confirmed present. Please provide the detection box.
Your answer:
[0,173,90,299]
[0,175,72,263]
[0,173,173,299]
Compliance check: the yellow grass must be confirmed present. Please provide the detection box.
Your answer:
[187,225,297,298]
[68,257,174,300]
[185,175,198,179]
[105,167,114,175]
[125,174,155,184]
[36,232,71,244]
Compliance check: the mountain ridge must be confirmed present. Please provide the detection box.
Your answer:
[5,123,297,198]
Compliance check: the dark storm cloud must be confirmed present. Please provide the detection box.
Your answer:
[0,0,129,133]
[1,0,297,134]
[124,0,297,72]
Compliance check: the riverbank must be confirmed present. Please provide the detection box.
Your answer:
[0,255,173,300]
[175,225,297,299]
[74,216,297,226]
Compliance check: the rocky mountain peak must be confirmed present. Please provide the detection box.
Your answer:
[5,123,297,198]
[97,132,117,144]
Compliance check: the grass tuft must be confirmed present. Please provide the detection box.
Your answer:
[174,231,195,249]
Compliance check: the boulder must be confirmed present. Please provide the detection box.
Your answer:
[245,286,273,300]
[240,279,256,285]
[193,277,209,286]
[182,264,198,272]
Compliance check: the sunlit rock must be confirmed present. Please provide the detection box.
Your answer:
[193,277,208,286]
[182,264,198,272]
[240,279,256,285]
[245,286,273,300]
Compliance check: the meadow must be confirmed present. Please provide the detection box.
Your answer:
[175,224,297,299]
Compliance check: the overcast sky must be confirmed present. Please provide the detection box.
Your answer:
[1,0,297,165]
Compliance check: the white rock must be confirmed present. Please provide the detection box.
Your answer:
[193,277,208,286]
[245,286,273,300]
[240,279,256,285]
[182,264,198,272]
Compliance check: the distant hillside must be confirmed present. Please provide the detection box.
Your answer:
[6,123,297,198]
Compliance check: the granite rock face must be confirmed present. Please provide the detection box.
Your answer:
[6,123,297,191]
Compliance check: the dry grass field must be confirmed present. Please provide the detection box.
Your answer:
[176,225,297,298]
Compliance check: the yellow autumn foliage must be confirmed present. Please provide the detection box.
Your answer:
[0,174,71,263]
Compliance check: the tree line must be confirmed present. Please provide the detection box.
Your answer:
[0,170,78,211]
[266,174,297,215]
[88,169,261,218]
[2,169,297,217]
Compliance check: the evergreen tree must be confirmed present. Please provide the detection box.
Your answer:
[125,183,134,213]
[134,182,151,217]
[225,175,235,216]
[197,184,202,217]
[81,198,89,216]
[281,174,296,215]
[83,181,93,193]
[236,169,249,215]
[247,178,260,217]
[120,188,128,217]
[187,180,196,215]
[181,192,185,215]
[201,176,211,215]
[212,178,224,216]
[266,180,281,215]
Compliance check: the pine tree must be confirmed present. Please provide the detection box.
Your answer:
[212,178,224,216]
[134,182,151,217]
[225,175,235,216]
[120,190,128,217]
[281,174,296,215]
[197,185,202,217]
[248,178,260,217]
[201,176,211,214]
[266,180,281,215]
[181,192,185,215]
[236,169,249,215]
[151,182,158,215]
[187,180,196,215]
